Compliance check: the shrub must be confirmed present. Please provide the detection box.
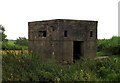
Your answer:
[2,42,28,50]
[3,53,120,81]
[14,37,28,46]
[97,36,120,56]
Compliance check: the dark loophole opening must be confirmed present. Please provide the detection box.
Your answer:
[90,31,93,37]
[39,31,46,37]
[64,30,67,37]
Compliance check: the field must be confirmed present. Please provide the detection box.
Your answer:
[1,36,120,82]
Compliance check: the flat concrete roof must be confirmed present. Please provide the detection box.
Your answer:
[28,19,98,23]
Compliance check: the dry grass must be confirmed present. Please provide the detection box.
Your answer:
[0,50,28,55]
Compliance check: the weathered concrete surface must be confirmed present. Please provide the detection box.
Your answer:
[28,19,98,63]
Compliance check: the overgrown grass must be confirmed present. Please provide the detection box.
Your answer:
[2,52,120,82]
[2,36,120,82]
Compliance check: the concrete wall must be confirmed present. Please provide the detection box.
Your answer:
[28,19,98,63]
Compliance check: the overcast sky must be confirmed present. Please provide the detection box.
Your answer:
[0,0,119,40]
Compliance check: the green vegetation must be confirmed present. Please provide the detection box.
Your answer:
[2,36,120,82]
[0,25,8,42]
[1,40,28,50]
[97,36,120,56]
[0,25,28,50]
[2,52,120,81]
[15,37,28,46]
[1,26,120,81]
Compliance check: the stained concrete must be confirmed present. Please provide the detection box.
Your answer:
[28,19,98,63]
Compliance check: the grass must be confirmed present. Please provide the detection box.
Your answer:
[2,40,28,50]
[2,51,120,82]
[2,36,120,81]
[0,40,15,45]
[7,40,15,46]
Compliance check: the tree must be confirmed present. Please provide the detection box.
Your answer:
[14,37,28,46]
[0,25,8,42]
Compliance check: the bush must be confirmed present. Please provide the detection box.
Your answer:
[97,36,120,56]
[2,41,28,50]
[14,37,28,46]
[2,36,120,81]
[2,52,120,81]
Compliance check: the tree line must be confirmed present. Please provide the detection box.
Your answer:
[0,25,28,50]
